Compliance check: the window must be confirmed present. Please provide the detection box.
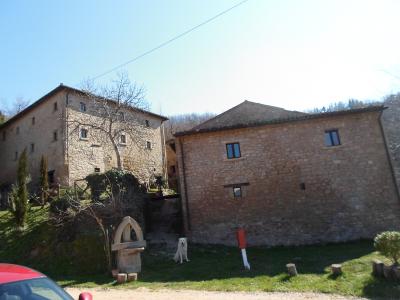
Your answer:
[145,120,150,127]
[30,143,35,153]
[226,143,241,159]
[80,128,88,139]
[53,102,58,111]
[53,130,58,141]
[146,141,152,149]
[48,170,55,184]
[325,129,341,147]
[14,151,18,161]
[120,134,126,144]
[16,127,20,135]
[80,102,86,112]
[94,167,100,173]
[32,117,35,125]
[119,112,125,121]
[233,186,242,198]
[2,131,6,141]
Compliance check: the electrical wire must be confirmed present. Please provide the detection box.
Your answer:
[89,0,250,81]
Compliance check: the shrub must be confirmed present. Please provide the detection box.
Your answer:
[85,173,107,202]
[49,190,74,214]
[374,231,400,265]
[85,169,145,202]
[155,175,165,191]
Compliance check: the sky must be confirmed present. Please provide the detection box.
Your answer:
[1,0,400,116]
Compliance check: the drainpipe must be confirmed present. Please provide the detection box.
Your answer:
[378,110,400,202]
[179,137,191,232]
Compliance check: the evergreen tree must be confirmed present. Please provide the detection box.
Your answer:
[39,155,49,207]
[9,149,29,230]
[0,110,5,124]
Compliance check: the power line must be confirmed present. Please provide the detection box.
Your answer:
[89,0,250,81]
[378,69,400,81]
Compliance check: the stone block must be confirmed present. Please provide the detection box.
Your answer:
[331,264,342,275]
[383,264,394,280]
[286,263,297,276]
[117,273,127,284]
[127,273,138,281]
[372,260,383,277]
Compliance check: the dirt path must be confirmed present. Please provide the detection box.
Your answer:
[66,287,366,300]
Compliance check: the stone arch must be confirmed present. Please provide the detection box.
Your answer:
[114,216,143,244]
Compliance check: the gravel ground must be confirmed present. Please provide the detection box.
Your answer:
[66,287,367,300]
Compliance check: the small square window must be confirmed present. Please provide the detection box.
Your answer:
[120,134,126,144]
[80,102,86,112]
[119,112,125,121]
[54,102,58,111]
[233,187,242,198]
[53,130,58,141]
[32,117,35,125]
[14,151,18,161]
[145,120,150,127]
[94,167,100,173]
[325,130,341,147]
[30,143,35,153]
[146,141,152,149]
[80,128,88,139]
[16,127,20,135]
[226,143,241,159]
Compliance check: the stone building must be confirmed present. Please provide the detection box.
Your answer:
[175,101,400,246]
[382,94,400,192]
[0,84,168,189]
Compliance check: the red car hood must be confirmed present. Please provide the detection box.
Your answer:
[0,263,44,284]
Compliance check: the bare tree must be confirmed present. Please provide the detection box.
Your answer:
[50,189,116,272]
[69,73,150,170]
[307,98,382,113]
[164,112,216,140]
[7,97,31,116]
[50,171,146,273]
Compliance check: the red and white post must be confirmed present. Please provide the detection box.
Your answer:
[236,228,251,270]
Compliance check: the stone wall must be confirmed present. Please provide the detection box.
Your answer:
[0,88,167,189]
[66,92,166,186]
[176,111,400,246]
[0,92,68,186]
[382,95,400,191]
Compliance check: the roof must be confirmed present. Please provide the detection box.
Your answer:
[0,84,168,130]
[0,264,44,284]
[191,100,306,132]
[175,102,385,137]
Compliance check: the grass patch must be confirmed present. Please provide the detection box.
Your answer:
[1,208,399,298]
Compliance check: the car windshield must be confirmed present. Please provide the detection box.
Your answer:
[0,277,73,300]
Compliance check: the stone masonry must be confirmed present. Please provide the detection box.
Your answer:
[65,91,167,186]
[0,91,68,186]
[175,105,400,246]
[0,85,167,188]
[382,94,400,192]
